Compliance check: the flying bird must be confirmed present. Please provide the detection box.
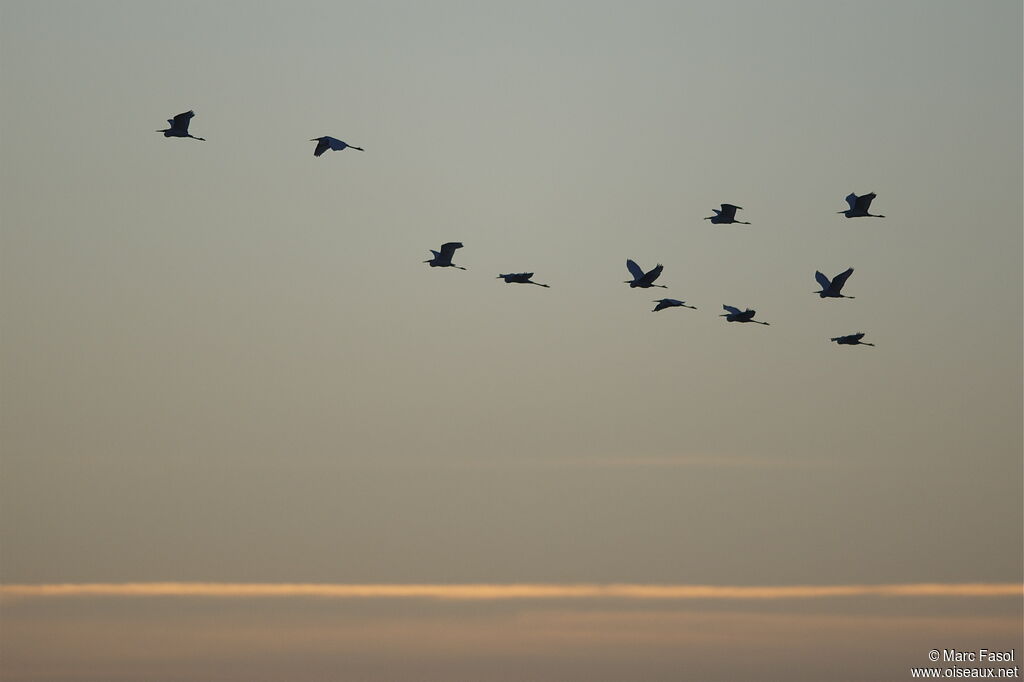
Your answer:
[839,192,885,218]
[311,136,364,157]
[704,204,750,224]
[814,267,856,298]
[652,298,696,312]
[625,259,667,288]
[157,111,205,140]
[721,305,769,325]
[424,242,465,270]
[497,273,549,287]
[831,333,875,346]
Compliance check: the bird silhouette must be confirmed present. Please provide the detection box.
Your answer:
[704,204,750,224]
[157,111,205,141]
[814,267,856,298]
[625,260,667,288]
[498,273,549,287]
[839,192,884,218]
[424,242,465,270]
[652,298,696,312]
[721,305,769,325]
[311,136,364,157]
[831,333,875,346]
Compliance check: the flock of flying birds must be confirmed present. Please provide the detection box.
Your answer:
[159,109,880,348]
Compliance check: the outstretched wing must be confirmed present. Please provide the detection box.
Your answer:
[722,305,741,315]
[439,242,464,259]
[640,263,664,284]
[720,204,741,220]
[844,193,858,211]
[831,267,854,292]
[313,138,330,156]
[855,193,876,212]
[171,111,195,131]
[626,259,644,281]
[814,271,831,290]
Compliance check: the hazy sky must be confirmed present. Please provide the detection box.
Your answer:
[1,1,1021,680]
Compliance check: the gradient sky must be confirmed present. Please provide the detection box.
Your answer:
[1,1,1021,680]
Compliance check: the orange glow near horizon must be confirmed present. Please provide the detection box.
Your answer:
[2,582,1020,601]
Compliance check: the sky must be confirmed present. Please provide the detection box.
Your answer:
[1,1,1021,680]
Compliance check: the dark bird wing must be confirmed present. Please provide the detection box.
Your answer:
[831,267,854,292]
[845,193,858,211]
[815,271,831,290]
[720,204,740,220]
[639,263,664,285]
[171,111,195,132]
[313,138,330,156]
[722,305,741,315]
[855,193,876,212]
[439,242,464,259]
[626,259,644,281]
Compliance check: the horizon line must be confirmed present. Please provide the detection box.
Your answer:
[2,582,1020,601]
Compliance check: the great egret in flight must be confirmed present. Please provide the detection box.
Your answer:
[831,333,874,346]
[311,136,364,157]
[721,305,769,325]
[498,273,549,287]
[652,298,696,312]
[704,204,750,224]
[157,111,205,140]
[839,192,884,218]
[814,267,855,298]
[424,242,465,270]
[625,259,667,288]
